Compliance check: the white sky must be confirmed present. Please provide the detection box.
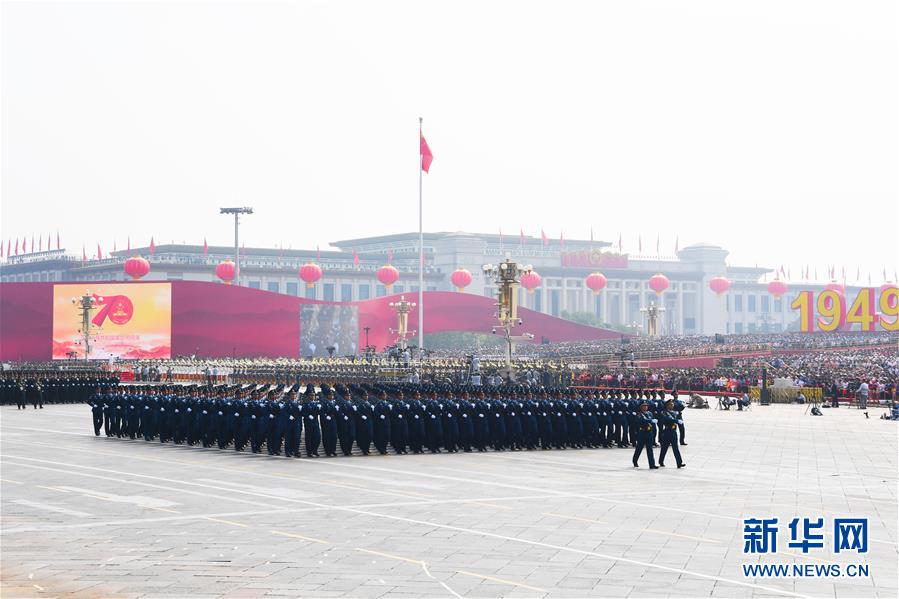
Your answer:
[2,1,897,281]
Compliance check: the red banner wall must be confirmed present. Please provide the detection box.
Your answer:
[0,282,624,360]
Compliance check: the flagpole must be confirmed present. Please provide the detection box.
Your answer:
[418,117,424,359]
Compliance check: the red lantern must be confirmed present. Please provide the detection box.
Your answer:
[709,276,731,296]
[377,264,400,290]
[824,281,845,296]
[123,256,150,280]
[767,279,788,298]
[450,267,472,292]
[216,259,236,284]
[520,271,541,294]
[299,262,323,288]
[585,272,607,295]
[648,273,669,296]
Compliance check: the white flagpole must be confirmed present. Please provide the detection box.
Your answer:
[418,117,425,358]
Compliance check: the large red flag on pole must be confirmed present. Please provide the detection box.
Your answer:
[97,244,103,260]
[30,235,34,253]
[519,228,525,247]
[14,238,19,255]
[149,237,155,255]
[541,229,548,246]
[420,132,433,173]
[353,250,360,266]
[203,238,209,256]
[56,232,60,250]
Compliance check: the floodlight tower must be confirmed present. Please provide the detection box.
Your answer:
[219,207,254,286]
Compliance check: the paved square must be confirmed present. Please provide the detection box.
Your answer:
[2,403,896,598]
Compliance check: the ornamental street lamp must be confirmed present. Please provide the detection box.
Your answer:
[482,254,534,381]
[388,295,417,351]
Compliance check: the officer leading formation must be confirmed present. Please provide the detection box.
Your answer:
[86,382,687,466]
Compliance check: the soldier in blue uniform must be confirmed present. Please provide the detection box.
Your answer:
[354,389,375,455]
[284,388,303,457]
[441,389,460,452]
[489,391,507,450]
[336,386,356,456]
[457,389,475,452]
[320,388,339,457]
[632,401,658,469]
[390,390,409,455]
[473,390,491,452]
[303,386,322,457]
[407,390,426,454]
[88,387,104,436]
[424,390,444,453]
[372,389,392,455]
[658,398,686,468]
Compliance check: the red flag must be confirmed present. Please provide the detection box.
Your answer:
[14,238,19,255]
[541,229,548,246]
[353,250,360,266]
[203,238,208,256]
[420,131,433,173]
[56,232,60,250]
[519,228,525,246]
[559,231,565,247]
[97,244,102,260]
[30,235,34,253]
[47,233,51,251]
[149,237,155,255]
[316,245,321,262]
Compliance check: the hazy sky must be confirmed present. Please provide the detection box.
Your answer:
[2,1,897,280]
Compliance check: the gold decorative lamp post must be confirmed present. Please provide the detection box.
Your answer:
[482,255,534,380]
[388,295,417,351]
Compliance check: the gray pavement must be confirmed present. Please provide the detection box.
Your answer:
[1,403,896,598]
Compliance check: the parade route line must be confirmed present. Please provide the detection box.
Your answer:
[202,516,248,528]
[12,499,93,518]
[271,530,328,544]
[355,548,464,599]
[456,569,548,593]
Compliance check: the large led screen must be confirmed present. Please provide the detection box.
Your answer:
[52,283,172,359]
[300,304,359,357]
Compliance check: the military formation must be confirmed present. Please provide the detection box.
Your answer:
[87,383,686,467]
[1,371,118,409]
